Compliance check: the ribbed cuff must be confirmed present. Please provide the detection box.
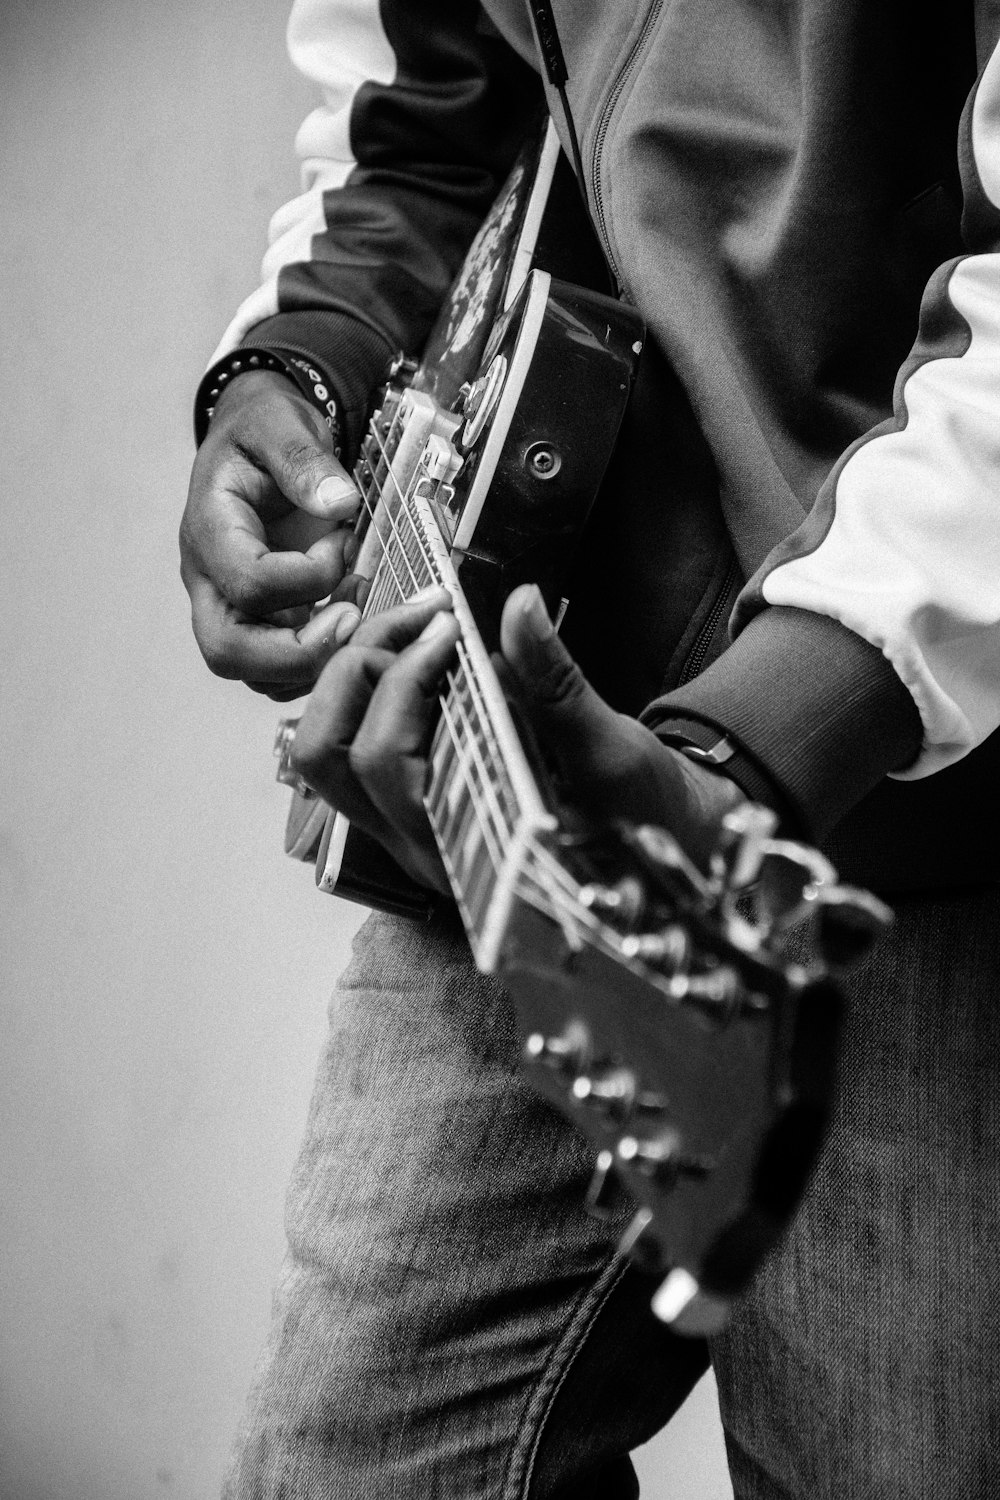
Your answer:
[640,606,923,838]
[243,311,396,464]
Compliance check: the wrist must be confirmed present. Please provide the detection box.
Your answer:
[665,743,748,874]
[194,346,343,453]
[654,717,800,838]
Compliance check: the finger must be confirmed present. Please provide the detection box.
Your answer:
[268,605,312,630]
[247,683,309,702]
[349,587,452,653]
[351,611,461,838]
[500,584,605,731]
[295,598,363,658]
[290,645,398,833]
[216,374,361,522]
[185,487,351,617]
[291,633,452,893]
[187,572,361,685]
[305,528,359,577]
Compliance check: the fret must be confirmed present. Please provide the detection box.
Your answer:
[438,698,507,875]
[439,666,515,855]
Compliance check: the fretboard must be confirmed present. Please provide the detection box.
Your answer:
[353,393,555,968]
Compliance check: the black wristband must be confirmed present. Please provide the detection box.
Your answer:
[655,716,803,836]
[193,346,343,454]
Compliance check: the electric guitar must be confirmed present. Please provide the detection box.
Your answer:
[273,122,890,1333]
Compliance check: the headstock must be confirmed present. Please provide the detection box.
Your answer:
[499,806,890,1334]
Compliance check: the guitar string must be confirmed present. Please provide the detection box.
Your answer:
[354,427,519,857]
[352,457,515,856]
[352,450,520,889]
[437,696,505,876]
[441,663,520,857]
[350,410,604,938]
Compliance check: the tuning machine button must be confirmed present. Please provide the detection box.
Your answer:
[814,885,893,969]
[523,1020,590,1077]
[749,840,837,938]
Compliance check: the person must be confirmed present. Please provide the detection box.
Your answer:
[179,2,1000,1495]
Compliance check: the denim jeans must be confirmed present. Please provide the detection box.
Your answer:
[223,887,1000,1499]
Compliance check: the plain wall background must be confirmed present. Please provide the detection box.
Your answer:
[0,3,733,1496]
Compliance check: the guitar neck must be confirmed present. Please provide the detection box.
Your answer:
[354,396,557,969]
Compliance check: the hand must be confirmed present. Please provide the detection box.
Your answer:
[500,585,746,873]
[289,589,461,892]
[179,370,365,701]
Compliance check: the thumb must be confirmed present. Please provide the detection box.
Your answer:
[238,377,361,522]
[273,417,360,523]
[500,584,606,740]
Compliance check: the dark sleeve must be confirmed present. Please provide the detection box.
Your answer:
[203,0,543,459]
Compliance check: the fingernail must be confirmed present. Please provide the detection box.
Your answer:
[334,609,360,644]
[419,611,455,643]
[522,585,554,641]
[408,583,451,608]
[296,604,359,652]
[316,475,359,513]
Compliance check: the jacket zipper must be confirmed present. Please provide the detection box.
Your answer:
[678,555,740,686]
[590,0,666,284]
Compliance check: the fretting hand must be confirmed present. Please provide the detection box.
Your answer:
[288,583,745,892]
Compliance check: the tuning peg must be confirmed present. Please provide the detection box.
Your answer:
[621,925,690,974]
[715,804,778,891]
[616,1207,663,1273]
[523,1020,590,1076]
[578,876,645,926]
[651,1268,730,1336]
[584,1148,621,1220]
[815,885,893,969]
[571,1065,636,1121]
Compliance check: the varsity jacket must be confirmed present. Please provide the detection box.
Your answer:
[202,0,1000,893]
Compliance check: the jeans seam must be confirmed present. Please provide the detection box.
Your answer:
[502,1252,631,1500]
